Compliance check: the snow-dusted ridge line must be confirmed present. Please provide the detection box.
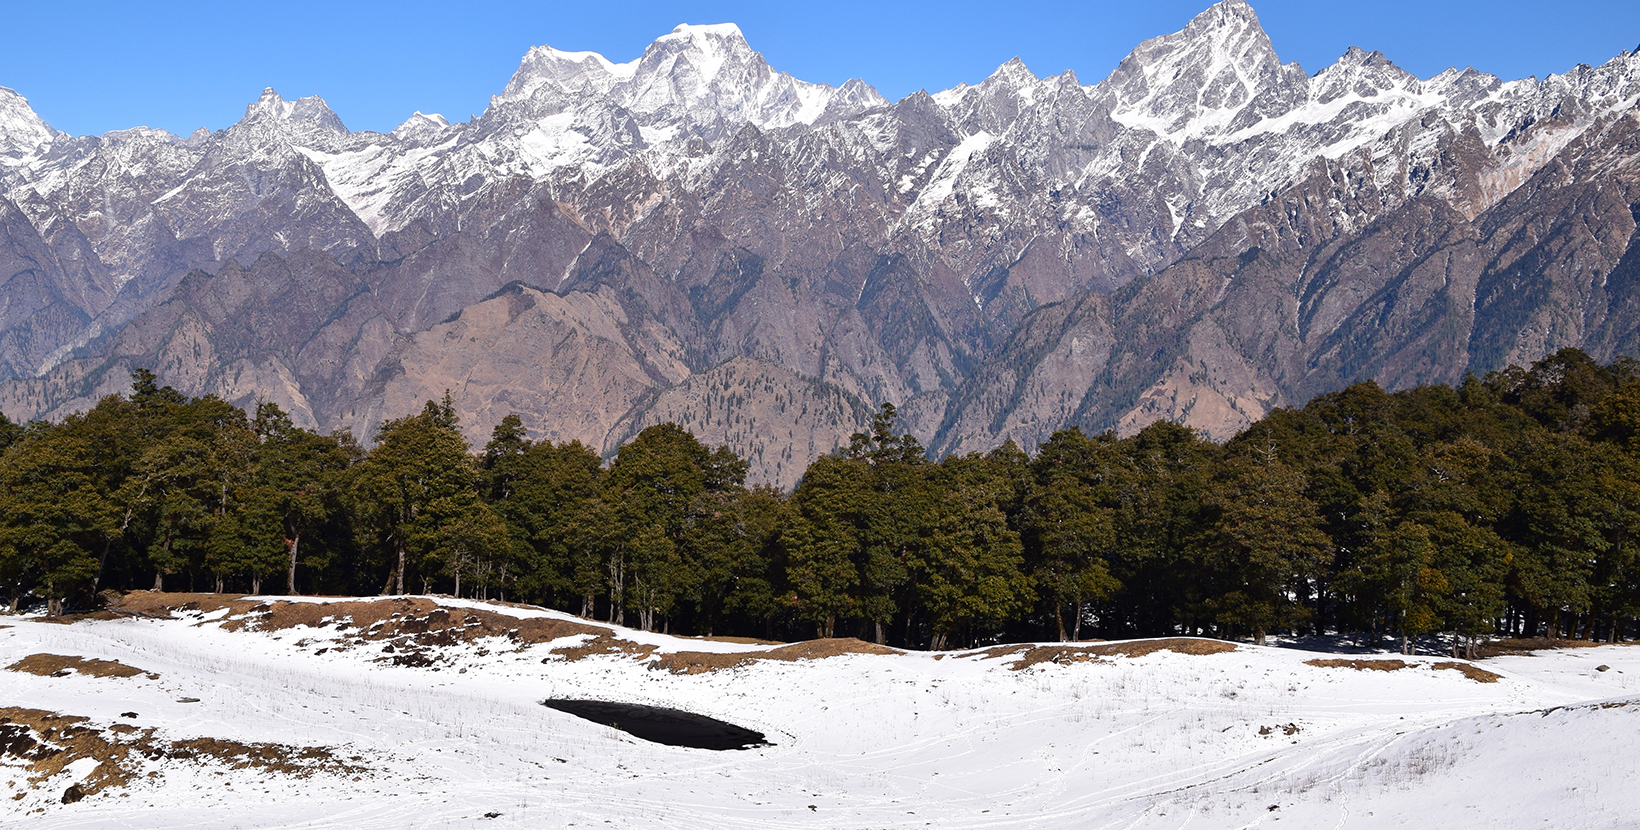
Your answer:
[3,1,1638,246]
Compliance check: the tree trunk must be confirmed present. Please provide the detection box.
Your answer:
[395,545,406,595]
[286,532,301,595]
[94,538,112,594]
[251,575,261,594]
[1072,599,1083,642]
[581,595,593,619]
[213,574,223,594]
[1255,626,1267,647]
[153,570,164,592]
[607,554,625,626]
[874,620,885,645]
[97,502,138,594]
[47,596,62,617]
[1054,593,1066,642]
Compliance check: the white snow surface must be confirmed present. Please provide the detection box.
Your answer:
[3,594,1637,828]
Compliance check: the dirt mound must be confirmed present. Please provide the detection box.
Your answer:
[976,638,1238,671]
[1433,661,1503,683]
[107,592,261,618]
[1304,658,1503,683]
[7,654,158,680]
[653,638,897,674]
[1473,637,1625,658]
[1304,659,1409,672]
[0,707,363,811]
[105,593,640,667]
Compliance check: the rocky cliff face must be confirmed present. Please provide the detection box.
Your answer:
[2,0,1639,484]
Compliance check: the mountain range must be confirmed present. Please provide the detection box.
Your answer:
[3,0,1639,485]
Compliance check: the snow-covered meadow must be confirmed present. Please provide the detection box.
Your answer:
[2,595,1635,829]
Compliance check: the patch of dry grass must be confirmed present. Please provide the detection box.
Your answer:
[1304,658,1409,672]
[0,706,365,808]
[1304,658,1503,683]
[977,638,1238,671]
[107,594,626,663]
[653,638,898,674]
[1432,661,1503,683]
[1473,637,1623,658]
[6,654,157,680]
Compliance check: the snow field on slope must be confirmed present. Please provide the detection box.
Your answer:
[2,597,1637,829]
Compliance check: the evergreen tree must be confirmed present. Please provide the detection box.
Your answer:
[785,454,867,638]
[350,398,476,595]
[1199,453,1330,645]
[911,453,1033,650]
[605,424,746,630]
[1024,429,1121,641]
[250,403,355,594]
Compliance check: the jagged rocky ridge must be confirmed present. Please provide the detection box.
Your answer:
[1,2,1639,485]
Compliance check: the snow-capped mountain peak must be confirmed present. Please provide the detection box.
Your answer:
[241,88,347,134]
[496,45,638,106]
[616,21,773,117]
[933,58,1040,109]
[390,110,452,142]
[490,23,878,132]
[1101,0,1294,139]
[1309,46,1421,104]
[0,86,55,164]
[657,22,748,52]
[991,57,1038,88]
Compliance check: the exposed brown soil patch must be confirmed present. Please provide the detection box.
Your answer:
[684,635,785,645]
[976,638,1238,671]
[105,593,629,666]
[1473,637,1626,658]
[1306,658,1503,682]
[1433,661,1504,683]
[0,706,364,808]
[118,593,598,641]
[7,653,157,680]
[1305,658,1410,672]
[653,638,897,674]
[110,592,260,619]
[549,633,658,663]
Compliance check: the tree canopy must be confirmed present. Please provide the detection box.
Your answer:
[5,350,1640,653]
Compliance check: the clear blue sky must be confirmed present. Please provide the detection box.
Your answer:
[3,0,1637,137]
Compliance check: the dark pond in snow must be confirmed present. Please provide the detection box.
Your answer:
[543,700,769,750]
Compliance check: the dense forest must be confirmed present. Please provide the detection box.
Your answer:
[4,351,1640,654]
